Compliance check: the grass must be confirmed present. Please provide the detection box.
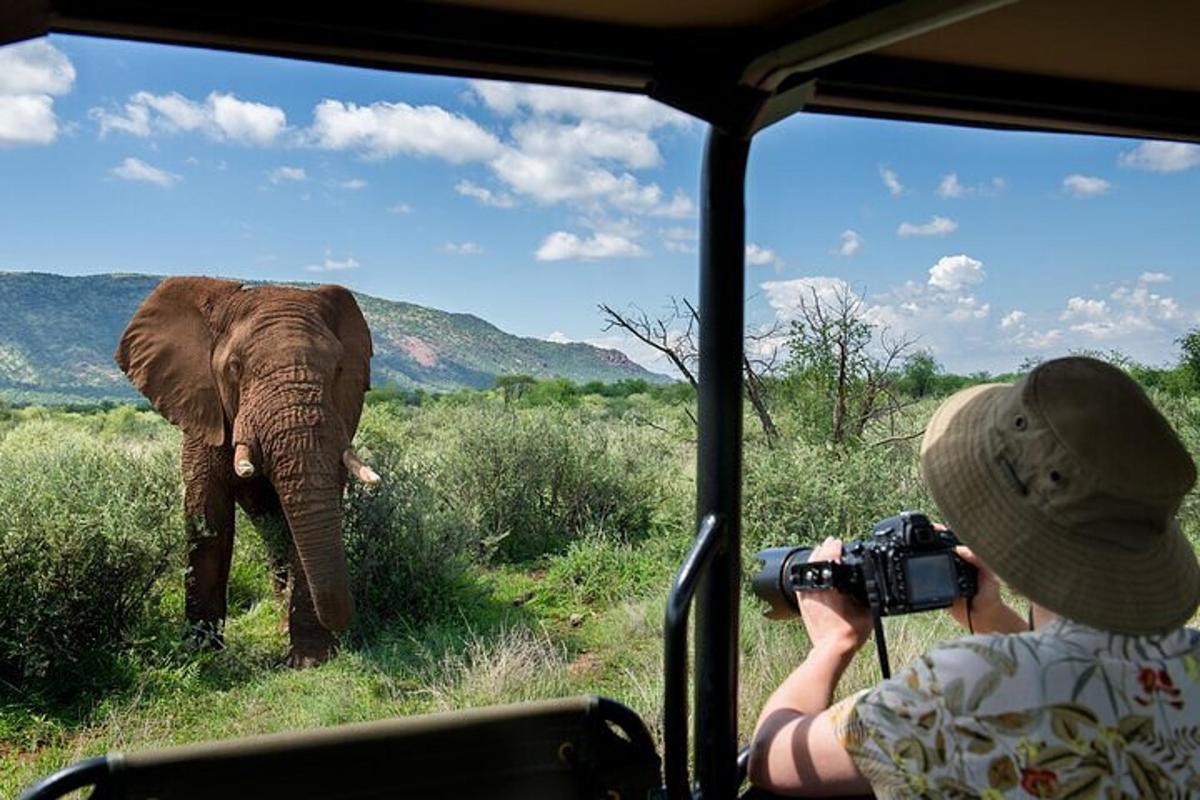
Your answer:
[3,385,1200,795]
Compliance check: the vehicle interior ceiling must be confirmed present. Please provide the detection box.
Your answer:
[4,0,1199,141]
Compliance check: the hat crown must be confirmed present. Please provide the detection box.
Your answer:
[994,358,1195,546]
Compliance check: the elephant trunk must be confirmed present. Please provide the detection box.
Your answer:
[255,372,354,632]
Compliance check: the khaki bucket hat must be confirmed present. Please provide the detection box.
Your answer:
[920,356,1200,634]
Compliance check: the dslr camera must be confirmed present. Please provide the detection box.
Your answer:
[752,511,977,620]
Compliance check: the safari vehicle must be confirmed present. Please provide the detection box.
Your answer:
[9,0,1199,798]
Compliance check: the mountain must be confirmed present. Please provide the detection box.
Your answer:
[0,272,667,404]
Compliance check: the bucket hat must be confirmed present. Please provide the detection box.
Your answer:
[920,356,1200,634]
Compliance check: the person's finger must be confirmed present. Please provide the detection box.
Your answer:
[954,545,984,567]
[932,521,948,531]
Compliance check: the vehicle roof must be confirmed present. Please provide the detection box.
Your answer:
[3,0,1198,139]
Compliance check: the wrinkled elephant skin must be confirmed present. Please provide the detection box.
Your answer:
[116,277,373,667]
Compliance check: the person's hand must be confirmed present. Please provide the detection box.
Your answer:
[796,537,873,658]
[949,544,1017,632]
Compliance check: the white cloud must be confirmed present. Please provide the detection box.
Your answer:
[880,166,903,196]
[936,173,1005,198]
[1062,174,1111,198]
[1118,141,1200,173]
[0,39,76,96]
[339,178,367,190]
[111,157,180,187]
[898,216,958,237]
[1000,310,1026,329]
[0,40,75,146]
[388,203,413,215]
[305,251,360,272]
[545,330,572,344]
[937,173,966,198]
[269,165,307,183]
[442,241,484,255]
[92,91,287,145]
[1140,271,1171,284]
[760,276,857,322]
[838,229,863,257]
[946,296,991,322]
[455,179,516,208]
[745,243,783,269]
[510,118,662,170]
[210,93,286,145]
[1060,296,1109,321]
[307,99,502,162]
[928,254,984,291]
[535,231,646,261]
[470,80,690,131]
[661,226,698,254]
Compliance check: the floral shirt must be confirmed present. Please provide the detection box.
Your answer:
[829,619,1200,799]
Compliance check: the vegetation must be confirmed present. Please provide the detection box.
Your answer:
[5,317,1200,795]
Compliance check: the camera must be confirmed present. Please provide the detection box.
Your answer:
[751,511,977,620]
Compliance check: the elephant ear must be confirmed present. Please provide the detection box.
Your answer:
[317,284,373,436]
[115,277,243,446]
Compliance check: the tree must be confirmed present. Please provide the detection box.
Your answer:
[899,350,940,398]
[783,283,914,446]
[1178,328,1200,387]
[494,374,535,406]
[599,299,781,446]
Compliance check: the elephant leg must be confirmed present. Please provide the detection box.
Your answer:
[235,480,292,598]
[182,434,236,650]
[287,553,339,668]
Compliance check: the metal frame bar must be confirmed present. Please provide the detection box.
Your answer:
[662,512,724,800]
[17,756,110,800]
[693,126,750,800]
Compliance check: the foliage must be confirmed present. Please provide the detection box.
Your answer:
[423,405,671,561]
[781,284,912,445]
[342,412,478,637]
[0,422,181,691]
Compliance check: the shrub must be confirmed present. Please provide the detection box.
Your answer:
[0,421,181,691]
[343,408,479,637]
[430,407,666,561]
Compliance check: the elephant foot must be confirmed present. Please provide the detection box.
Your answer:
[287,639,337,669]
[185,619,226,652]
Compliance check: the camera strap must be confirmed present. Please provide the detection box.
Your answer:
[861,557,892,679]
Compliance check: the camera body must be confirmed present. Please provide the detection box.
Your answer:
[752,511,977,620]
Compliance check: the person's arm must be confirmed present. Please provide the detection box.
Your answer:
[749,538,874,797]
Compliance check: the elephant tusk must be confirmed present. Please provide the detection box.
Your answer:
[343,448,381,485]
[234,443,255,478]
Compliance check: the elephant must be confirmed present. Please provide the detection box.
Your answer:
[116,276,377,666]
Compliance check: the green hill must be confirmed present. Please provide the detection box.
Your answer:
[0,272,667,404]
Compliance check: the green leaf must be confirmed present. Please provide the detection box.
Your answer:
[1117,715,1153,742]
[1071,664,1098,703]
[1056,768,1105,800]
[966,669,1003,710]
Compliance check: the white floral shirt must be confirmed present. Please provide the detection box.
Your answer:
[829,619,1200,799]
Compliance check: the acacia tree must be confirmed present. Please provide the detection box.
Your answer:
[783,283,914,446]
[599,299,781,447]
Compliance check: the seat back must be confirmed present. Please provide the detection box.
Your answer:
[20,695,660,800]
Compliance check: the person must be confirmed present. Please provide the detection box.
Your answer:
[749,356,1200,798]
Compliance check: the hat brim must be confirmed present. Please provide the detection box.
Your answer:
[921,383,1200,635]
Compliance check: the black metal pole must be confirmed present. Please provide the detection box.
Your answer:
[694,125,749,800]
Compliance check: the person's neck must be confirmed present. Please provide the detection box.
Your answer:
[1030,603,1058,631]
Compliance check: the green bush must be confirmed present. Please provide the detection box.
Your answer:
[0,421,181,691]
[344,408,479,636]
[429,407,666,561]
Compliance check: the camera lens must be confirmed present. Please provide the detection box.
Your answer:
[751,546,810,619]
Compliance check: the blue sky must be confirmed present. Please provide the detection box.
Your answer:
[2,34,1198,374]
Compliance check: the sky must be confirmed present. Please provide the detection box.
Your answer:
[1,34,1199,375]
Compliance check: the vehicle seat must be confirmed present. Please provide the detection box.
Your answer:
[19,695,660,800]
